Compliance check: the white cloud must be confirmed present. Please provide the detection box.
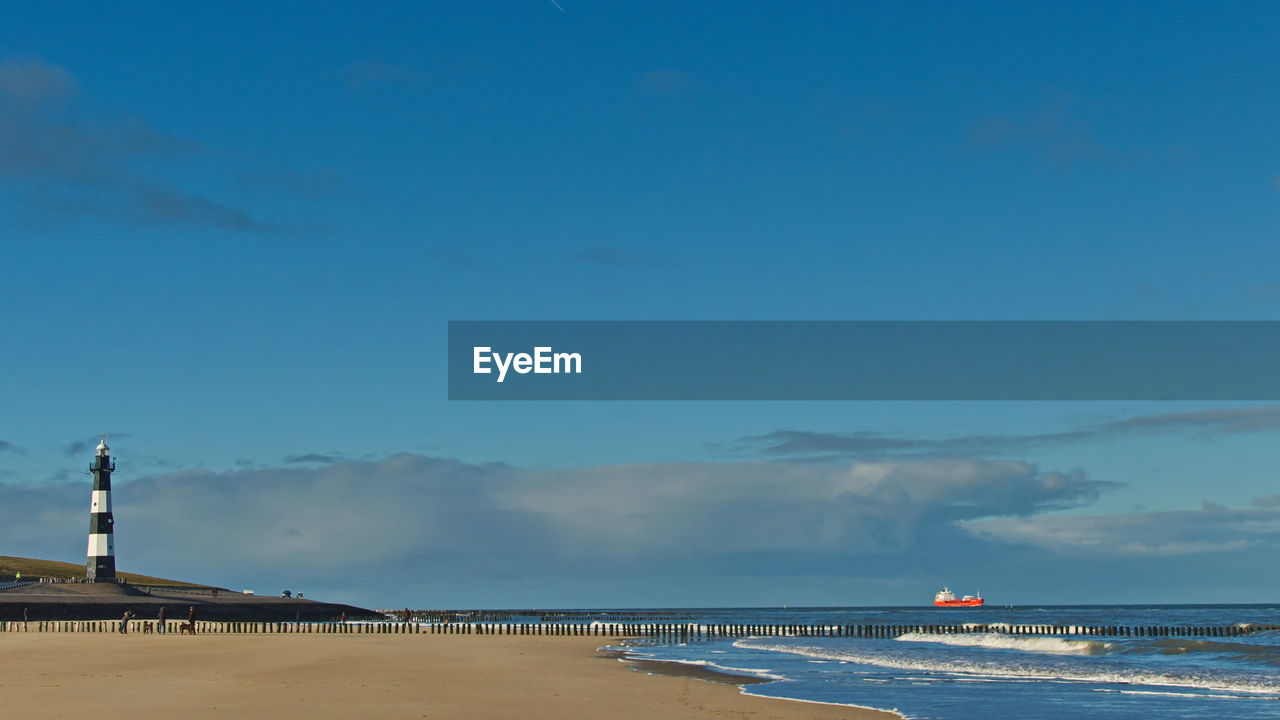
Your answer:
[961,507,1280,556]
[1,454,1108,576]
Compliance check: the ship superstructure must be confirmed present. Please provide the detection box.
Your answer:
[934,586,983,607]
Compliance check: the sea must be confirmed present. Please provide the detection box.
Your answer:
[590,605,1280,720]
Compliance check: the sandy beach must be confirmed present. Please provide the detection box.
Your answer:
[1,632,897,720]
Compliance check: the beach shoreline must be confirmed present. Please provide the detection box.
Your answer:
[1,631,900,720]
[602,646,774,684]
[607,646,908,718]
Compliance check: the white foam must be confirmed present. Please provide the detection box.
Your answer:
[738,686,907,719]
[620,654,787,682]
[733,640,1280,697]
[895,632,1114,656]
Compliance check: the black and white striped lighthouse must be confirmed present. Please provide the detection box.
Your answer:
[86,436,116,581]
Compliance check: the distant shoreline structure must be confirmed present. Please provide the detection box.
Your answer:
[0,556,378,622]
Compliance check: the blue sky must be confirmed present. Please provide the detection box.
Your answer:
[2,2,1279,607]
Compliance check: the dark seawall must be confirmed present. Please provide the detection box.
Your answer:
[0,582,380,622]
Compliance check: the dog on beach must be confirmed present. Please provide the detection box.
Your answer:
[179,622,196,635]
[142,623,153,634]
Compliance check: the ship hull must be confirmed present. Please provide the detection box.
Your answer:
[933,599,985,607]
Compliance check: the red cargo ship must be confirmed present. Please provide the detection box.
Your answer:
[933,587,984,607]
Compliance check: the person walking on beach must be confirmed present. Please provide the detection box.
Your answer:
[22,607,28,629]
[187,605,197,633]
[119,610,135,634]
[157,606,167,634]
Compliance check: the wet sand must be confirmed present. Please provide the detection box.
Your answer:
[0,632,899,719]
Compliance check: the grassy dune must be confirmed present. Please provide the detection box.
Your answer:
[0,556,210,587]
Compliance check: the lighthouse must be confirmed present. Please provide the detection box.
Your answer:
[86,436,116,581]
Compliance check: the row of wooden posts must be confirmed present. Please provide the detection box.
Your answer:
[386,610,702,623]
[0,620,1269,637]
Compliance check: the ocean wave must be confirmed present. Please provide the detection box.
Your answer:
[895,632,1115,655]
[1092,688,1272,700]
[733,639,1280,696]
[1127,638,1280,665]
